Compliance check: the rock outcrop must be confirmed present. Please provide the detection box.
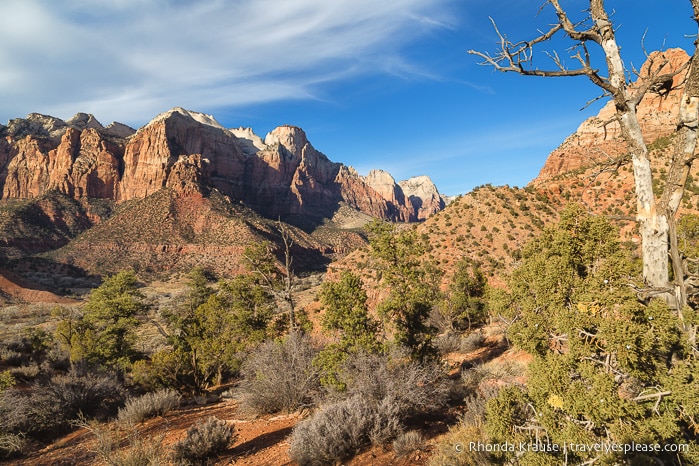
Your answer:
[398,175,446,220]
[0,107,444,224]
[535,48,689,182]
[0,112,132,200]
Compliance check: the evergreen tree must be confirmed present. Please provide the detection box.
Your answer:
[314,271,382,389]
[440,258,488,331]
[367,220,442,360]
[64,270,147,371]
[486,205,699,465]
[155,273,274,392]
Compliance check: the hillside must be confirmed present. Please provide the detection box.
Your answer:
[0,108,450,299]
[334,49,696,288]
[45,188,330,280]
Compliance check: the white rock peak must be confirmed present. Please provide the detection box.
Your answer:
[231,127,266,155]
[150,107,226,130]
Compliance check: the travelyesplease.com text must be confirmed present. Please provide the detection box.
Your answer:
[456,441,690,455]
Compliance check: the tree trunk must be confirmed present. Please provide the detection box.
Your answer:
[591,0,671,293]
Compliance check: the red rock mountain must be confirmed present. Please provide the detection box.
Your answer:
[0,107,443,224]
[535,48,689,183]
[335,48,698,288]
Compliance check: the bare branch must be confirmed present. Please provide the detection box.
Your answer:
[632,390,672,402]
[580,92,608,111]
[629,52,690,106]
[467,16,596,79]
[587,149,631,182]
[549,0,601,43]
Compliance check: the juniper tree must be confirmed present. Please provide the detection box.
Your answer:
[61,270,147,372]
[367,220,442,360]
[158,273,274,392]
[314,270,382,389]
[486,205,699,465]
[440,257,488,331]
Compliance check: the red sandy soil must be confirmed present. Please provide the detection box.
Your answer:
[11,398,447,466]
[0,269,77,305]
[8,329,527,465]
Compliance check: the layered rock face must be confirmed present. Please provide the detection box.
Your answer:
[399,175,446,220]
[0,107,444,223]
[0,113,131,200]
[535,48,689,182]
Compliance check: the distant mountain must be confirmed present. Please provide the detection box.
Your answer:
[0,107,444,225]
[0,107,447,295]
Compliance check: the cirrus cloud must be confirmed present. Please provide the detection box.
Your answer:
[0,0,456,126]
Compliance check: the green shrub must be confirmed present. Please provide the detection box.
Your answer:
[0,371,14,393]
[171,417,234,465]
[428,422,491,466]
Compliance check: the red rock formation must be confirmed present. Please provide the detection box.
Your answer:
[1,112,130,200]
[535,48,689,182]
[3,135,53,198]
[398,175,445,220]
[0,107,443,223]
[364,169,416,221]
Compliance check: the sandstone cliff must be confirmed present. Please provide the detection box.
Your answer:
[398,175,446,220]
[535,48,689,182]
[0,107,443,224]
[0,113,131,200]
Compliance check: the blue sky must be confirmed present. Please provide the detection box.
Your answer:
[0,0,695,196]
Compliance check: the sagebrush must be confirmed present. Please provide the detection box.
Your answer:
[118,388,181,424]
[171,416,234,465]
[238,331,320,414]
[288,395,402,465]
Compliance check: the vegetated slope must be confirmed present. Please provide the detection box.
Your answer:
[0,192,108,302]
[332,184,563,291]
[336,48,699,287]
[47,188,331,279]
[0,192,97,261]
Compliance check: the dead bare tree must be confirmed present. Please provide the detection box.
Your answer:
[469,0,699,317]
[278,219,297,330]
[243,219,297,331]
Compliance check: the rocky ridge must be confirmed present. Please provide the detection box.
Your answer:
[334,48,699,288]
[0,107,444,224]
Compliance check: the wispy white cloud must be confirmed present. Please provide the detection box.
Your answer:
[0,0,455,126]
